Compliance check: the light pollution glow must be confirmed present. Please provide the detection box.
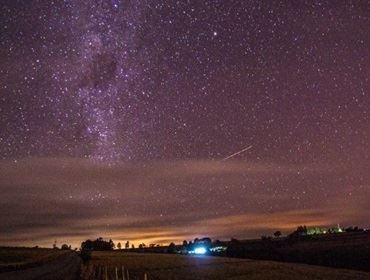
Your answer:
[1,158,368,248]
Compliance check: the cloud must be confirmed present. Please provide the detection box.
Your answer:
[0,157,368,247]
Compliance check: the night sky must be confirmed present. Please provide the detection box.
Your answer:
[0,1,369,247]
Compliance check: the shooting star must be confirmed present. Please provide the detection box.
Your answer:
[221,145,253,161]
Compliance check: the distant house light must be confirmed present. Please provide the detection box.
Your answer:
[209,246,227,253]
[194,247,207,255]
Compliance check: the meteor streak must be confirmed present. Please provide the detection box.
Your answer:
[222,145,253,161]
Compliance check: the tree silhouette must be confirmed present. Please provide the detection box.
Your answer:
[274,231,282,238]
[109,239,115,249]
[81,237,115,251]
[201,237,212,244]
[117,242,122,250]
[61,244,71,250]
[167,242,176,254]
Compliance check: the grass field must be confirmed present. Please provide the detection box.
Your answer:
[81,251,370,280]
[0,247,69,272]
[226,232,370,272]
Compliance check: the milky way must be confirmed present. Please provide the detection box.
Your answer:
[0,1,369,247]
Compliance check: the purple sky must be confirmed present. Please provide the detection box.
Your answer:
[0,1,369,247]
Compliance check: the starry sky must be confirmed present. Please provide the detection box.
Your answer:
[0,1,369,247]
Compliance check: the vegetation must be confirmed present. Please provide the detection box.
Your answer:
[80,248,92,264]
[288,225,365,238]
[226,231,370,272]
[61,244,72,250]
[79,237,115,264]
[126,226,370,273]
[81,237,115,251]
[167,242,176,253]
[2,225,369,277]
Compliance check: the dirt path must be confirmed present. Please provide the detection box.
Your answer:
[0,252,81,280]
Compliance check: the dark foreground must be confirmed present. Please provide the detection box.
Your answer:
[81,252,370,280]
[129,232,370,273]
[2,245,370,280]
[0,252,81,280]
[226,232,370,272]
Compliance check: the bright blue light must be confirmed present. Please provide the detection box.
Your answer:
[194,247,207,255]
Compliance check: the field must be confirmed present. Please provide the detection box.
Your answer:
[81,251,370,280]
[0,247,80,280]
[226,232,370,272]
[0,247,69,272]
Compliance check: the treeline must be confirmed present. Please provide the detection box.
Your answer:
[259,225,367,240]
[168,237,215,254]
[81,237,115,251]
[226,228,370,272]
